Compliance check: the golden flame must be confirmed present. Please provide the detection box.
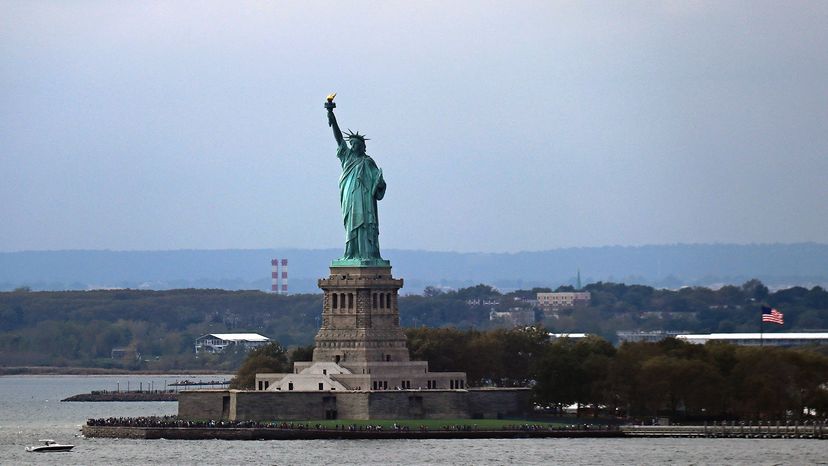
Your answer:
[326,92,337,102]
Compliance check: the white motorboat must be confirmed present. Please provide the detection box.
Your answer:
[25,439,74,452]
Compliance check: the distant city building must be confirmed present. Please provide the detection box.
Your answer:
[617,330,690,343]
[489,309,535,326]
[536,291,591,310]
[194,333,271,354]
[514,297,538,306]
[466,298,500,307]
[676,332,828,347]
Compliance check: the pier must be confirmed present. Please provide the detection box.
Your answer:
[61,378,229,401]
[62,390,177,402]
[168,379,230,387]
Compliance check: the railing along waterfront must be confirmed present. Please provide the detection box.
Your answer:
[622,420,827,439]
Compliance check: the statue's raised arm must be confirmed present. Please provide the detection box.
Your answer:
[325,93,343,147]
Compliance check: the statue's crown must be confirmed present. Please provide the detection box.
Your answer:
[345,129,369,141]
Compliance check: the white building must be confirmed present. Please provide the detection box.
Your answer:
[194,333,271,354]
[548,332,590,339]
[676,332,828,347]
[617,330,690,343]
[536,291,591,310]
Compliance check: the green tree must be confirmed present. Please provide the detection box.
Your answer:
[423,286,445,297]
[532,337,583,411]
[741,279,769,302]
[229,343,289,389]
[573,336,616,416]
[729,347,796,419]
[290,345,315,363]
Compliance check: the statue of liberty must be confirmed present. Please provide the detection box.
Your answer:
[325,94,389,267]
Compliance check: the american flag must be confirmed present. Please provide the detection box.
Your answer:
[761,305,784,325]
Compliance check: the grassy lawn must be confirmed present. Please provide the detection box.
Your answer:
[293,419,565,429]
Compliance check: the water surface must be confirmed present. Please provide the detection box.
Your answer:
[1,376,825,465]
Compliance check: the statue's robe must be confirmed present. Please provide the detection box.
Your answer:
[337,140,386,260]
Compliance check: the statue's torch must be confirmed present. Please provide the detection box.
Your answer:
[325,92,337,110]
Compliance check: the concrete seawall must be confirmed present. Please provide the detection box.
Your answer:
[83,424,828,440]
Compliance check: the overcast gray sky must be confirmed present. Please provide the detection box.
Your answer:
[2,1,827,253]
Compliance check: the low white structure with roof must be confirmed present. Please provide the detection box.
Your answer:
[548,332,589,339]
[676,332,828,347]
[194,333,270,354]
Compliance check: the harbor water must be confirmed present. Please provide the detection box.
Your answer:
[1,375,826,465]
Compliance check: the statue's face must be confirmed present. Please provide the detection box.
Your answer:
[350,140,365,154]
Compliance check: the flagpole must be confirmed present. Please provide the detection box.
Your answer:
[760,306,764,347]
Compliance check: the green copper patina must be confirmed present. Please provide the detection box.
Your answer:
[325,95,390,267]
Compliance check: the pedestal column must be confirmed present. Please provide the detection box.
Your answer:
[313,266,408,365]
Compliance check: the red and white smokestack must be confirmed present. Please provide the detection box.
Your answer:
[271,258,279,293]
[280,259,288,294]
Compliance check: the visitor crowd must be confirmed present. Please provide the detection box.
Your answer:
[86,416,613,432]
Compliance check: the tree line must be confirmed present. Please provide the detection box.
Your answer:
[0,289,320,370]
[405,327,828,420]
[1,279,827,370]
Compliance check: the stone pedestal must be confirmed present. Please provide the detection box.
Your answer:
[313,266,409,365]
[259,264,466,394]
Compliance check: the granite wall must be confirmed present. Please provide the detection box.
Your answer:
[179,388,530,421]
[178,390,230,420]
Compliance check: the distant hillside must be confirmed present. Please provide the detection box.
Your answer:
[2,243,828,293]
